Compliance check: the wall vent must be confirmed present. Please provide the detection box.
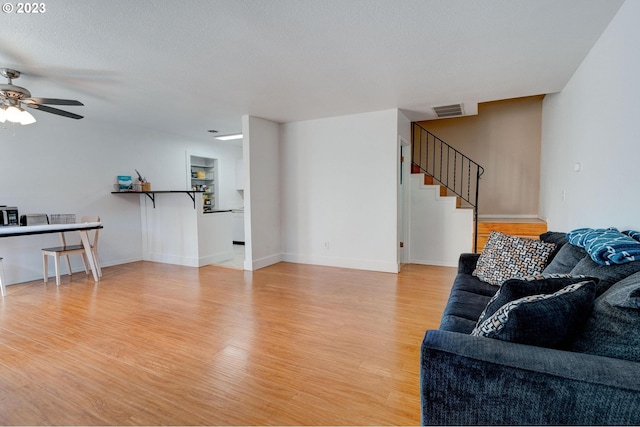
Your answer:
[433,103,464,118]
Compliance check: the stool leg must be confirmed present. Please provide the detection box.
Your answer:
[64,254,73,278]
[43,253,49,284]
[54,254,61,286]
[0,259,6,297]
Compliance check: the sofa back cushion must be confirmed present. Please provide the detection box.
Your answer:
[543,243,588,274]
[570,256,640,296]
[473,231,555,286]
[571,272,640,362]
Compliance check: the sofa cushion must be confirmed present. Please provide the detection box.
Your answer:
[472,231,556,286]
[543,243,588,274]
[571,272,640,362]
[473,274,596,327]
[539,231,568,248]
[439,273,497,334]
[570,256,640,296]
[471,280,596,349]
[539,231,568,263]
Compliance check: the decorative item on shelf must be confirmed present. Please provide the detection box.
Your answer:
[117,175,133,192]
[196,171,206,179]
[135,169,151,192]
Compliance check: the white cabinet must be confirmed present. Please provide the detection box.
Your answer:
[189,155,217,212]
[232,211,245,243]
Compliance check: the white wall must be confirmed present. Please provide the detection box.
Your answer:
[540,0,640,232]
[0,115,242,285]
[243,115,282,270]
[398,109,412,265]
[280,109,400,273]
[409,175,474,267]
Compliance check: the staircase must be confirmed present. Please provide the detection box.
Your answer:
[411,123,547,254]
[412,123,484,250]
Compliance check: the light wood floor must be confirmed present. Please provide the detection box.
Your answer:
[0,261,456,425]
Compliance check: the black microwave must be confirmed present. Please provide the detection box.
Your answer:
[0,206,19,226]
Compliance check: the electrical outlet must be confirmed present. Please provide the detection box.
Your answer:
[322,241,329,249]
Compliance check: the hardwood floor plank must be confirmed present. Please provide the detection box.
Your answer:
[0,260,456,425]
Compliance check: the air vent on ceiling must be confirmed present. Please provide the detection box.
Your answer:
[433,103,464,118]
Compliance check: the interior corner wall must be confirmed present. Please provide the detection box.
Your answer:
[417,96,544,217]
[540,0,640,232]
[280,109,399,273]
[242,115,282,270]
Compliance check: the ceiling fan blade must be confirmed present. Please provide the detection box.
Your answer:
[25,103,84,120]
[24,97,84,106]
[0,41,118,101]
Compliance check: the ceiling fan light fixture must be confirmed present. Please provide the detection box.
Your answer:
[19,109,36,125]
[5,105,23,123]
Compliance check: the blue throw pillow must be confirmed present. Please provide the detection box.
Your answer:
[567,227,640,265]
[623,230,640,242]
[471,280,596,349]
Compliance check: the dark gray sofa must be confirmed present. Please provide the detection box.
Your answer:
[420,232,640,425]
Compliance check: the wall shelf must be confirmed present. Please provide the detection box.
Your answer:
[111,190,204,209]
[189,155,217,213]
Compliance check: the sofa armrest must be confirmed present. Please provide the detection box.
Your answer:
[420,329,640,425]
[457,253,480,274]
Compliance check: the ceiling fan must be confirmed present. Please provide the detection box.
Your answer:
[0,68,84,125]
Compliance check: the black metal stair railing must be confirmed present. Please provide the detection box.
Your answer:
[411,122,485,252]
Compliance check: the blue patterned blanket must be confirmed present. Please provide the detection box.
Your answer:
[567,227,640,266]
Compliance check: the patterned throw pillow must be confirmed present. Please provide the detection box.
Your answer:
[473,274,596,328]
[471,280,596,349]
[472,231,556,286]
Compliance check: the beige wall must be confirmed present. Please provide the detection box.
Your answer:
[417,95,544,216]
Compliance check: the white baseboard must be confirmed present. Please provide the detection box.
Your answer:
[409,258,458,268]
[282,253,399,273]
[244,253,282,271]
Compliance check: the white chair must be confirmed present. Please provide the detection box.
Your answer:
[42,215,101,286]
[0,257,6,297]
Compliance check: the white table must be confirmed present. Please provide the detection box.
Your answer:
[0,222,103,282]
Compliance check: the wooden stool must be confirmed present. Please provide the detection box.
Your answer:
[0,257,6,297]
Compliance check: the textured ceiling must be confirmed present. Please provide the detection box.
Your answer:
[0,0,624,141]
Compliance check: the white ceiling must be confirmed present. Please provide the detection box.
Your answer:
[0,0,624,141]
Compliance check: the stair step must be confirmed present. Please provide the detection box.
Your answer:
[476,218,548,253]
[421,175,448,197]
